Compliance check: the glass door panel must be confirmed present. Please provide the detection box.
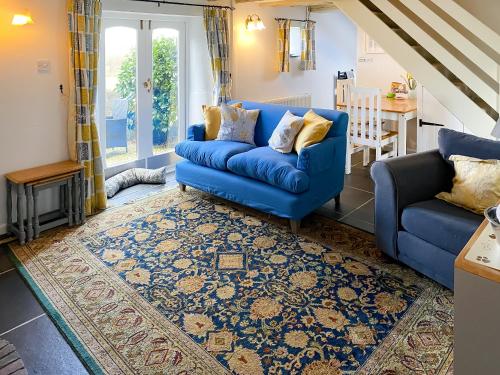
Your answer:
[99,16,186,173]
[103,25,138,167]
[152,28,179,155]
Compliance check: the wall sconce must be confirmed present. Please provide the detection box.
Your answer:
[12,13,34,26]
[245,14,265,31]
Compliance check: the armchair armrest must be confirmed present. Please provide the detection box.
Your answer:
[297,137,343,175]
[370,150,453,258]
[187,124,206,141]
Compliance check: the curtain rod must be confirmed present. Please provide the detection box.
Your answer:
[274,17,316,23]
[130,0,234,10]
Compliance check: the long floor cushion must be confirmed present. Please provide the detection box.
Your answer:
[401,199,482,256]
[227,147,310,194]
[175,140,255,171]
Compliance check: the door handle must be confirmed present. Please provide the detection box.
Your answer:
[143,78,152,93]
[419,119,444,127]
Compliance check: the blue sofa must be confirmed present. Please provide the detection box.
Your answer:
[371,129,500,289]
[175,101,348,231]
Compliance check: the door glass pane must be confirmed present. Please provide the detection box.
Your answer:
[152,28,179,155]
[104,26,137,166]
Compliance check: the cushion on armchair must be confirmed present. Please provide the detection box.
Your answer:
[401,199,483,255]
[227,147,310,193]
[175,140,255,171]
[436,155,500,214]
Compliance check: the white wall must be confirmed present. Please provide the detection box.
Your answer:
[355,27,418,151]
[232,4,357,109]
[355,27,408,92]
[0,0,69,235]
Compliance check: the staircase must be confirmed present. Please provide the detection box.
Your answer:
[332,0,499,139]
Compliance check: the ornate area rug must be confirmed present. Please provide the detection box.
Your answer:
[8,190,454,374]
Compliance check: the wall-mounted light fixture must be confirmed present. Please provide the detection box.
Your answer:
[12,12,34,26]
[245,14,265,31]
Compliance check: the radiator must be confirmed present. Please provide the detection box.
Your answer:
[264,94,312,107]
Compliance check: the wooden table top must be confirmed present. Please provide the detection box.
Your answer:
[455,220,500,283]
[337,97,417,114]
[5,160,83,185]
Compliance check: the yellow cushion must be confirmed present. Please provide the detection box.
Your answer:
[293,110,333,153]
[436,155,500,214]
[202,102,242,140]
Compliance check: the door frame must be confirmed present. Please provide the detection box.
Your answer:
[98,11,188,175]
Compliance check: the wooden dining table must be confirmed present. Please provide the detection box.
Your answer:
[336,97,417,156]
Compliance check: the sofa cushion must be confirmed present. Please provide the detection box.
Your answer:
[227,147,310,193]
[228,101,349,147]
[438,128,500,163]
[401,198,482,256]
[175,140,255,171]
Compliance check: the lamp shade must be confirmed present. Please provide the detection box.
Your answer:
[246,14,265,31]
[12,13,33,26]
[492,117,500,138]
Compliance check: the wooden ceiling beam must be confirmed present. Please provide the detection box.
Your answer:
[235,0,336,9]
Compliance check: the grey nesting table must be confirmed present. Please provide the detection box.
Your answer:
[5,161,85,244]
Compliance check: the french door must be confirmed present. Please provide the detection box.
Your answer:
[98,16,186,173]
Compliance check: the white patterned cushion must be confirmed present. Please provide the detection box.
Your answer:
[216,104,260,145]
[268,111,305,153]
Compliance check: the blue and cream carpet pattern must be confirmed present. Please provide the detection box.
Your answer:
[9,189,453,374]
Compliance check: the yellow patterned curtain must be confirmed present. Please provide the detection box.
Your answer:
[277,19,291,73]
[67,0,107,215]
[203,7,231,105]
[300,20,316,71]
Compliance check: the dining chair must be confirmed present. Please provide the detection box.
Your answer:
[346,87,398,174]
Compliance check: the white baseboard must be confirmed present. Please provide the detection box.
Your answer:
[0,223,7,236]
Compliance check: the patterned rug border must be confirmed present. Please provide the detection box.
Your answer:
[6,247,104,375]
[8,191,231,374]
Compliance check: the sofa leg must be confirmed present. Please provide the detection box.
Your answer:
[178,183,186,192]
[290,220,301,234]
[335,194,341,207]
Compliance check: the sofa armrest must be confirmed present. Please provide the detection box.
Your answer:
[297,137,341,175]
[187,124,206,141]
[370,150,453,258]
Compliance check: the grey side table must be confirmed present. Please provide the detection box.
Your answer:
[5,161,85,244]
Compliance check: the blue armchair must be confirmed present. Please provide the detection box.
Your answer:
[371,129,500,289]
[175,101,348,232]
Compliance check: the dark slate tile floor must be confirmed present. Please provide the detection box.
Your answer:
[0,159,376,373]
[317,152,375,233]
[0,248,88,374]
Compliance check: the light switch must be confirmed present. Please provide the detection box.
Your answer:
[37,60,51,74]
[358,57,374,63]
